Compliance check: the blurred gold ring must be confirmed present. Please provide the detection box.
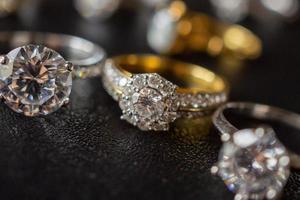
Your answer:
[102,54,229,131]
[147,0,262,60]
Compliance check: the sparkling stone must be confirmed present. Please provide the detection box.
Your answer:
[147,8,177,53]
[120,73,178,131]
[148,74,161,88]
[133,75,146,88]
[217,128,290,200]
[0,45,72,116]
[118,77,127,87]
[119,97,130,111]
[133,87,165,120]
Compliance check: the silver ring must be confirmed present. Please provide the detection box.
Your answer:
[0,31,106,116]
[211,102,300,200]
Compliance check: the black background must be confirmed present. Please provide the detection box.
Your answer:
[0,0,300,199]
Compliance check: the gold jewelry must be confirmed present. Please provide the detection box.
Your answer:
[148,0,262,60]
[102,54,229,131]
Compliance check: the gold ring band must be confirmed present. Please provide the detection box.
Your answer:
[148,1,262,60]
[102,54,229,131]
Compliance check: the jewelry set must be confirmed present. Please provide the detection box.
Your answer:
[0,1,298,200]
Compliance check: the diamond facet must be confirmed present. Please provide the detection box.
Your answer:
[119,73,179,131]
[216,127,290,200]
[0,45,72,116]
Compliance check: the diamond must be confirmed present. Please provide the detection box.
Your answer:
[0,45,72,116]
[132,74,146,88]
[148,75,161,88]
[133,87,165,119]
[216,127,290,200]
[118,77,127,87]
[119,73,178,131]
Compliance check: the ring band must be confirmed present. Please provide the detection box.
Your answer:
[102,54,229,131]
[212,102,300,200]
[0,31,106,116]
[148,1,262,60]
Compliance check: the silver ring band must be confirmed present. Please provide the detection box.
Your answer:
[213,102,300,142]
[0,31,106,79]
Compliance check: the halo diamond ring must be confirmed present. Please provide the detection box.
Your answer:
[102,54,229,131]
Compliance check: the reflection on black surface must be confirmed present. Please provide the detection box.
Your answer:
[170,115,213,144]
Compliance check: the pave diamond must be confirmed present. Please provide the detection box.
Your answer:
[0,45,72,116]
[216,127,290,200]
[119,73,179,131]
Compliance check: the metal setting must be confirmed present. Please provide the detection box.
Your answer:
[102,54,229,131]
[0,31,106,116]
[212,102,300,200]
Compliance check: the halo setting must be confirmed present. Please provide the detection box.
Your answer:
[119,73,179,131]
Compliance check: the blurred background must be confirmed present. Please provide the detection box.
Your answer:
[0,0,300,199]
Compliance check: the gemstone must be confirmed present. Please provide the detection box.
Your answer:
[133,87,165,120]
[119,73,178,131]
[216,127,290,200]
[0,45,72,116]
[118,77,127,87]
[147,8,177,53]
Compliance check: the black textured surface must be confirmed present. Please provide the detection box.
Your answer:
[0,0,300,200]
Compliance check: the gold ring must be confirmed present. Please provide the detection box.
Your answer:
[102,54,229,131]
[147,0,262,60]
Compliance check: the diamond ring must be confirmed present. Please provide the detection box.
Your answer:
[212,102,300,200]
[0,31,106,116]
[147,0,262,60]
[102,54,229,131]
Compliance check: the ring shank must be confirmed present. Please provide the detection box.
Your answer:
[113,54,228,94]
[0,31,106,78]
[213,102,300,135]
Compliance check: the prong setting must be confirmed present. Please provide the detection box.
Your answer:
[215,127,290,200]
[0,45,72,116]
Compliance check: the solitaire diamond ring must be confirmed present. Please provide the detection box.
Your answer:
[212,102,300,200]
[0,31,105,116]
[102,54,229,131]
